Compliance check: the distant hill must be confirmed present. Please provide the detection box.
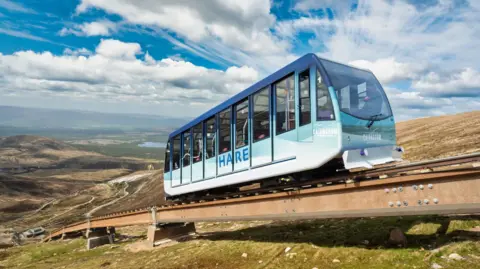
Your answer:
[0,105,188,130]
[396,111,480,161]
[0,135,75,151]
[0,135,159,170]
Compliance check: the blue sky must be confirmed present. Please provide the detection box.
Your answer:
[0,0,479,121]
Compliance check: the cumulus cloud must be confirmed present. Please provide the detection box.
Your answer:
[59,20,117,37]
[74,0,293,72]
[95,39,143,60]
[0,39,259,116]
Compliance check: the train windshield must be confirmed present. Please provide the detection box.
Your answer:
[320,59,392,121]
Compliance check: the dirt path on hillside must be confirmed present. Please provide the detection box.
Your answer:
[86,172,152,217]
[86,184,128,217]
[42,196,95,226]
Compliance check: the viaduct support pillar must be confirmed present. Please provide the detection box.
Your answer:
[86,227,115,250]
[146,222,196,247]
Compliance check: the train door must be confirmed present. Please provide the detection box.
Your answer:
[251,87,272,167]
[297,68,314,142]
[171,134,181,186]
[273,73,297,161]
[191,122,204,181]
[217,107,233,175]
[181,129,191,184]
[204,116,216,179]
[233,99,249,171]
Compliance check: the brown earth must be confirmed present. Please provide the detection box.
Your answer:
[92,171,165,216]
[0,135,100,168]
[396,110,480,161]
[0,135,158,231]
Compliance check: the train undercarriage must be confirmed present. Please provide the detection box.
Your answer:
[167,158,362,203]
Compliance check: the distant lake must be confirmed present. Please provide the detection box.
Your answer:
[138,142,166,148]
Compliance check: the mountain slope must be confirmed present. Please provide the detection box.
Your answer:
[396,111,480,161]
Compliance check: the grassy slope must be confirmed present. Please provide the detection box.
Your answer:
[2,217,479,269]
[2,111,480,269]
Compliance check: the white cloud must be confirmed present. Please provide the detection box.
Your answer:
[59,20,117,36]
[294,0,353,11]
[348,58,425,84]
[95,39,142,60]
[0,39,259,117]
[272,0,480,120]
[0,0,36,14]
[385,86,479,121]
[284,0,480,72]
[63,48,93,56]
[413,68,480,97]
[75,0,294,73]
[0,27,50,42]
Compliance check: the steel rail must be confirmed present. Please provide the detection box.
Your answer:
[164,152,480,202]
[44,165,480,241]
[357,152,480,177]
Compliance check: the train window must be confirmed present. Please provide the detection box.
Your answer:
[235,99,249,149]
[299,69,311,126]
[205,116,216,159]
[192,123,203,163]
[182,130,191,167]
[275,74,295,135]
[164,139,171,172]
[172,135,181,170]
[219,108,231,153]
[253,87,270,142]
[316,69,335,120]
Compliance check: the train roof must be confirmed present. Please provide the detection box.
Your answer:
[168,53,372,138]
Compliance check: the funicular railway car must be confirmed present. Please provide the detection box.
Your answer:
[163,53,403,200]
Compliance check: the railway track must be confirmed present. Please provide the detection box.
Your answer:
[44,153,480,241]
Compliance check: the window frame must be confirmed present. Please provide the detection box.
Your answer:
[192,122,203,164]
[252,86,271,143]
[164,139,171,172]
[298,68,311,126]
[182,129,191,167]
[172,134,181,171]
[218,107,232,154]
[315,68,336,121]
[205,116,216,160]
[274,72,296,136]
[235,98,249,149]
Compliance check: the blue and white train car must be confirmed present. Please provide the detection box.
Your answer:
[163,53,403,199]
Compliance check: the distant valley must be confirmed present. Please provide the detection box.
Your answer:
[0,105,185,160]
[0,105,188,130]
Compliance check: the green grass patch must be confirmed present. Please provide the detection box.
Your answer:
[2,216,479,269]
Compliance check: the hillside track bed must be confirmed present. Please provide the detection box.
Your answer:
[44,152,480,241]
